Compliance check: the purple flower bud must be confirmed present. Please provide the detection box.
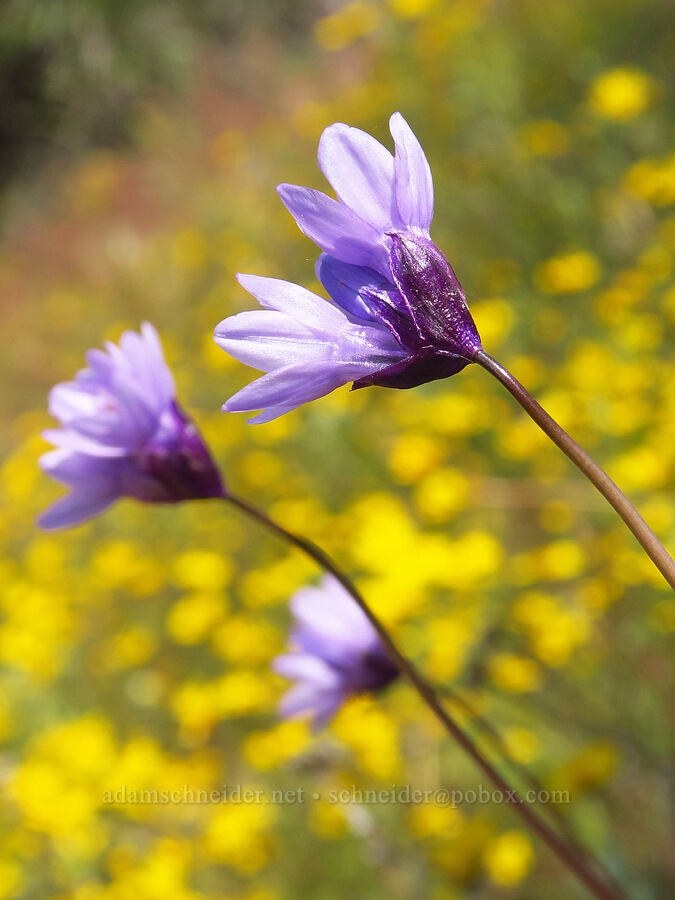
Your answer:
[39,323,224,530]
[273,576,398,729]
[215,113,482,422]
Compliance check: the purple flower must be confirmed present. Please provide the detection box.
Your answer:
[39,323,224,529]
[215,113,481,421]
[273,575,399,729]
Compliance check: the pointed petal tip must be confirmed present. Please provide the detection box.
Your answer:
[37,504,75,531]
[35,511,52,531]
[140,320,157,337]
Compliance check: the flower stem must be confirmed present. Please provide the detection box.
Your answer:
[475,350,675,591]
[224,492,625,900]
[441,687,625,897]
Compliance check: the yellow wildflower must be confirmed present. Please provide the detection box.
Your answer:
[484,830,534,886]
[589,67,655,121]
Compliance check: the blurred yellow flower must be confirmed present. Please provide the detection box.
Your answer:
[409,803,463,839]
[488,654,542,692]
[0,694,15,743]
[0,582,76,681]
[470,296,515,348]
[243,720,310,770]
[333,698,401,779]
[414,467,470,523]
[103,626,157,669]
[92,541,164,595]
[239,555,315,608]
[388,432,445,482]
[170,680,222,735]
[10,716,115,835]
[106,838,201,899]
[503,728,541,764]
[610,445,666,491]
[217,670,276,717]
[589,67,655,121]
[623,153,675,206]
[484,830,534,886]
[237,449,285,489]
[173,550,232,591]
[212,614,280,664]
[315,2,381,51]
[517,119,569,157]
[512,591,590,666]
[425,612,478,681]
[534,250,602,294]
[538,540,587,581]
[167,592,226,645]
[0,860,22,899]
[309,798,349,838]
[388,0,439,19]
[203,801,277,871]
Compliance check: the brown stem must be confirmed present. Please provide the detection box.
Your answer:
[441,687,625,896]
[225,493,626,900]
[475,350,675,591]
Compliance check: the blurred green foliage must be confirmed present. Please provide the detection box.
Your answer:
[0,0,317,195]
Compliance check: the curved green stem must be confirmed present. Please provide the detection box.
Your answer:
[476,350,675,591]
[224,493,626,900]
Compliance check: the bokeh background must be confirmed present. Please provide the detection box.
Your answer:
[1,0,674,897]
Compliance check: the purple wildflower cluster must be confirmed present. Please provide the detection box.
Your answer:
[215,113,482,422]
[37,115,456,728]
[273,576,398,729]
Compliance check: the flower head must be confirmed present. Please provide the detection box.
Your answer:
[215,113,481,421]
[273,575,398,729]
[39,323,224,529]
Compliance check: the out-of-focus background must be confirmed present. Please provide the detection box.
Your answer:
[1,0,674,897]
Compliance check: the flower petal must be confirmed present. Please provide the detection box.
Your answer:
[278,684,343,725]
[235,273,346,332]
[223,366,347,420]
[276,184,388,271]
[291,580,375,657]
[118,323,176,412]
[214,310,331,372]
[40,428,129,458]
[316,253,394,323]
[273,652,339,687]
[318,122,395,231]
[390,112,434,230]
[39,448,119,483]
[38,481,118,529]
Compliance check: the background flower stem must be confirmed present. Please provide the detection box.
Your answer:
[475,350,675,590]
[224,492,626,900]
